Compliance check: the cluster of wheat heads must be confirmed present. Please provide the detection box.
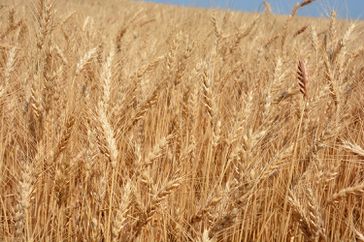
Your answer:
[0,0,364,241]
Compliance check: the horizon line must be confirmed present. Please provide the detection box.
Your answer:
[144,0,364,21]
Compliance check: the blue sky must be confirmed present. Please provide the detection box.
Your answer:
[146,0,364,19]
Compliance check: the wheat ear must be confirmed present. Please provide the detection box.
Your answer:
[53,116,75,162]
[328,184,364,204]
[142,134,174,168]
[297,60,308,99]
[291,0,316,16]
[14,160,34,241]
[130,176,181,240]
[75,46,98,75]
[112,180,132,240]
[341,140,364,158]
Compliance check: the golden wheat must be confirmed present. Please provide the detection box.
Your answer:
[0,0,364,241]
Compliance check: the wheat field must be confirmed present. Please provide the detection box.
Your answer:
[1,0,364,241]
